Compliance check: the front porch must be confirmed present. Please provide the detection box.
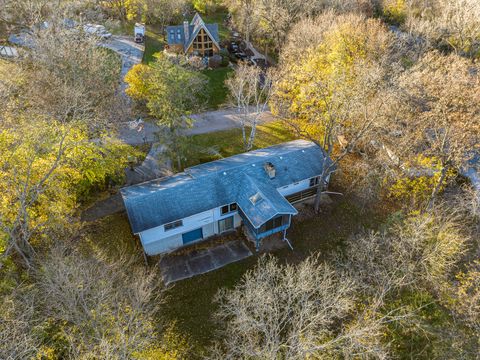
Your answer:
[240,211,294,251]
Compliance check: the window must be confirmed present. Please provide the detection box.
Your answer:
[164,220,183,231]
[218,216,234,233]
[191,28,215,56]
[261,216,285,233]
[177,33,181,40]
[309,177,320,187]
[221,203,237,215]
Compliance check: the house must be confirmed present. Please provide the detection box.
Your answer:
[121,140,332,256]
[166,13,220,57]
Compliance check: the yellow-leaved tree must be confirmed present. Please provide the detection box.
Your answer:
[0,119,135,269]
[272,13,396,211]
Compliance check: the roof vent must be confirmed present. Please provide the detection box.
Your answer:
[263,162,276,179]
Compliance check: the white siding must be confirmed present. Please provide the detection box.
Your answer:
[138,205,243,255]
[277,178,312,196]
[140,232,182,255]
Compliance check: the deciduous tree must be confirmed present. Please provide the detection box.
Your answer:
[125,54,208,169]
[272,14,396,212]
[226,63,273,151]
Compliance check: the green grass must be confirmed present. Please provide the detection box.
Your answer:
[199,8,230,41]
[184,121,296,168]
[201,67,233,109]
[143,24,165,64]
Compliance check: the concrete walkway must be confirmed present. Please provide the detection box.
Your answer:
[117,108,275,145]
[159,240,252,284]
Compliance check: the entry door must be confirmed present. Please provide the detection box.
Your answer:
[182,228,203,244]
[218,216,234,233]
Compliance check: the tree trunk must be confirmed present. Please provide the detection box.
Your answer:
[314,169,330,213]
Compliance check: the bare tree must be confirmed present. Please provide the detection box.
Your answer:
[0,288,38,360]
[392,51,480,209]
[343,209,469,295]
[224,0,260,43]
[35,241,164,359]
[398,0,480,57]
[21,23,125,128]
[213,254,428,359]
[226,63,273,151]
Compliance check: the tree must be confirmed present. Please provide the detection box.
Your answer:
[0,120,134,269]
[224,0,260,43]
[23,24,125,128]
[343,209,468,295]
[125,54,208,170]
[214,255,424,359]
[225,63,273,151]
[393,51,480,208]
[272,14,396,212]
[1,239,188,359]
[382,0,480,58]
[35,241,162,358]
[142,0,187,30]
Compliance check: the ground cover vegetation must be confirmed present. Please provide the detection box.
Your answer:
[0,0,480,359]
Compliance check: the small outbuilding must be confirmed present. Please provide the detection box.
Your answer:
[121,140,332,255]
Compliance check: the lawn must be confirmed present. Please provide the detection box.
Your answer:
[201,66,233,109]
[143,24,165,64]
[183,120,297,168]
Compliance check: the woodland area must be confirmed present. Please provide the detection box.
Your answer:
[0,0,480,359]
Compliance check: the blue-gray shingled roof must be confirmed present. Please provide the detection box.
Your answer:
[166,13,220,49]
[121,140,329,234]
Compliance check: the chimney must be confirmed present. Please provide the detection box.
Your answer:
[263,162,276,179]
[183,21,189,45]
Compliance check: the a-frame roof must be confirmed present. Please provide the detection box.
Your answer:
[183,12,220,52]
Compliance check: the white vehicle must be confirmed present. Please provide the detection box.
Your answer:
[134,23,145,43]
[83,24,112,39]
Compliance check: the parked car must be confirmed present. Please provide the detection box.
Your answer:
[134,23,145,43]
[228,41,240,53]
[234,52,248,60]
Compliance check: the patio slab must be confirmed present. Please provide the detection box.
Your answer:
[159,240,253,284]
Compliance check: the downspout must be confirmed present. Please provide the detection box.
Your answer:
[282,215,294,250]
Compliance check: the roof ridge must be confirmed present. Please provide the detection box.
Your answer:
[184,140,315,174]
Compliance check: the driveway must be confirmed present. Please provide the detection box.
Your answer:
[102,36,144,98]
[159,239,252,284]
[117,108,275,145]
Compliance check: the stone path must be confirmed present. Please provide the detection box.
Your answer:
[159,240,252,284]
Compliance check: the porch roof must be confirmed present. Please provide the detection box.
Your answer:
[236,174,297,229]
